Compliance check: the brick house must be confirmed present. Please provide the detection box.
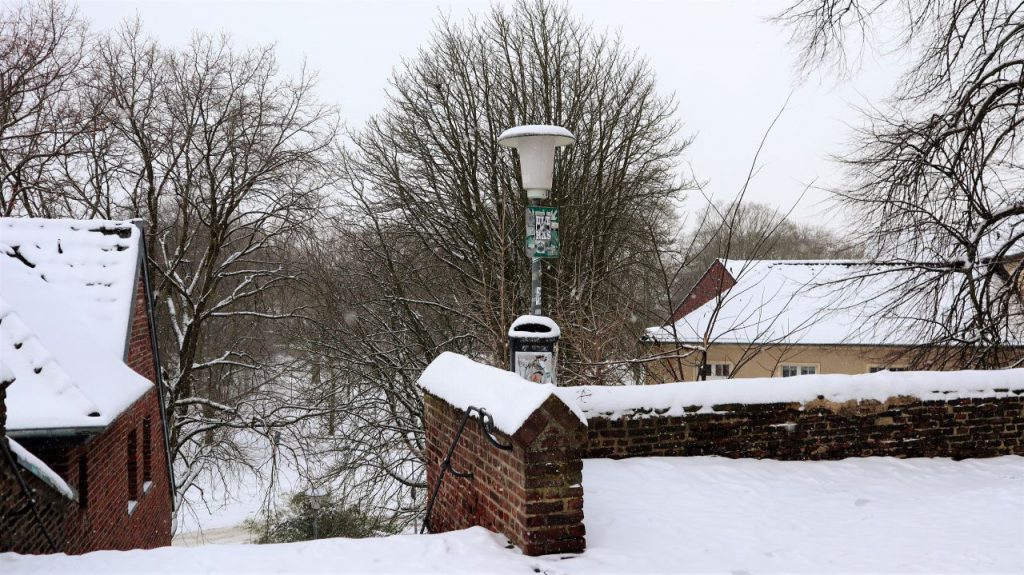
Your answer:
[0,218,173,554]
[645,259,1024,382]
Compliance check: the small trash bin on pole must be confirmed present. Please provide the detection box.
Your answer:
[509,315,560,385]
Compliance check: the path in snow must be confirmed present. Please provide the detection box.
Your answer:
[4,456,1023,573]
[173,526,252,547]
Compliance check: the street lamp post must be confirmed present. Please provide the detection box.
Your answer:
[498,125,575,383]
[498,125,575,314]
[305,485,327,540]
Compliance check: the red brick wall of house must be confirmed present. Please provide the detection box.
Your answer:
[423,393,586,556]
[669,260,736,323]
[0,453,72,554]
[580,395,1024,460]
[125,272,158,382]
[1,270,172,554]
[60,388,172,553]
[57,270,172,552]
[1,382,74,554]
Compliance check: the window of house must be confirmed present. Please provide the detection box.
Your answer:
[77,456,89,509]
[142,417,152,491]
[781,364,817,377]
[697,362,732,380]
[127,430,138,513]
[869,366,908,373]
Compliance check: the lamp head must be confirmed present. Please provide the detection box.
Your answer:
[498,125,575,200]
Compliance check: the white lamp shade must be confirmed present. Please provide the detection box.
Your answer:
[498,125,575,198]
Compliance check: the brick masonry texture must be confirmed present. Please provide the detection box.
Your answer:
[581,394,1024,460]
[423,393,586,556]
[422,376,1023,558]
[1,272,172,554]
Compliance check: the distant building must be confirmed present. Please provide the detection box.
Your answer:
[0,218,173,554]
[645,259,1023,382]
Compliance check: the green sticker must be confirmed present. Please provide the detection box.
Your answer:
[526,206,560,258]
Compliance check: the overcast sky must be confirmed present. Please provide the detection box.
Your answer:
[75,0,904,229]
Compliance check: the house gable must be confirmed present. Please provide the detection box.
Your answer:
[669,259,736,323]
[0,217,173,554]
[0,218,153,432]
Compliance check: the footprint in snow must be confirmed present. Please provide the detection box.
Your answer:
[855,498,871,506]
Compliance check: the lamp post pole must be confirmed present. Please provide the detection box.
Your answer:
[530,218,543,315]
[497,124,575,315]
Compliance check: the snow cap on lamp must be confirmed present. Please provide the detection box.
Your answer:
[498,125,575,200]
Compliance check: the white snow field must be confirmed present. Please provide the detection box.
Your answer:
[4,455,1023,574]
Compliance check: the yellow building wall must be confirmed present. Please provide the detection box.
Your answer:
[645,343,944,383]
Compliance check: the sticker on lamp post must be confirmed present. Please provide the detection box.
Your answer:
[526,206,560,258]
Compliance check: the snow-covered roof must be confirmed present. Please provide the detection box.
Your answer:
[646,259,921,345]
[979,209,1024,262]
[7,437,77,500]
[0,217,153,432]
[418,352,586,436]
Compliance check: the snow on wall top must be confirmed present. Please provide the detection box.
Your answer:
[7,437,76,500]
[646,259,929,346]
[0,217,152,431]
[562,368,1024,419]
[418,352,586,436]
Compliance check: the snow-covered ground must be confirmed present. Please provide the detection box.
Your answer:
[172,435,305,545]
[5,456,1022,573]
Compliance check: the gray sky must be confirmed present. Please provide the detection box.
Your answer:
[76,0,903,229]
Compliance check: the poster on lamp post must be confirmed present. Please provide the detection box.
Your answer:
[514,350,555,384]
[526,206,560,258]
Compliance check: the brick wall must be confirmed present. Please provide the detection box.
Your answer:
[581,394,1024,460]
[669,259,736,323]
[0,449,72,554]
[125,272,157,382]
[57,270,172,552]
[1,379,72,554]
[423,393,586,556]
[60,388,172,553]
[2,271,172,554]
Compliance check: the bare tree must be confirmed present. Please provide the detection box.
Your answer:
[289,0,689,528]
[0,0,94,217]
[776,0,1024,367]
[101,31,341,500]
[4,11,346,514]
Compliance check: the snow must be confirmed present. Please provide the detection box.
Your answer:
[497,124,575,144]
[558,368,1024,418]
[417,352,585,436]
[508,314,560,338]
[6,437,76,500]
[175,430,304,537]
[0,217,153,431]
[0,357,14,384]
[647,259,931,345]
[3,456,1021,573]
[0,218,142,353]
